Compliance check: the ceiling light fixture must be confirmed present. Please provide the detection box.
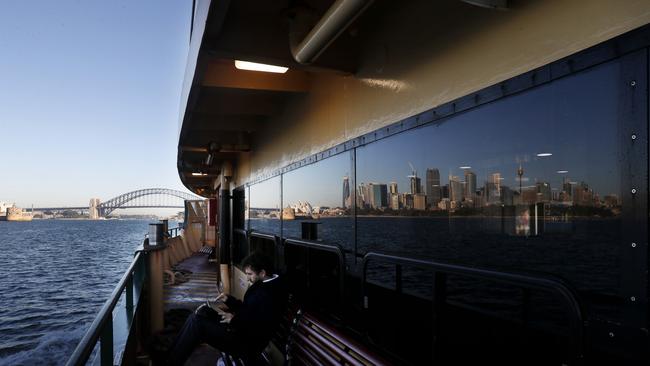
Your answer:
[536,152,553,157]
[234,60,288,73]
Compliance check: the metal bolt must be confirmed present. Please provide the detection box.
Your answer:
[630,80,636,86]
[631,188,637,194]
[609,332,615,338]
[632,243,637,248]
[631,296,636,302]
[631,134,637,140]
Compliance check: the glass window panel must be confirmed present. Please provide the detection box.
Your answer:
[356,59,627,322]
[282,152,353,251]
[248,176,281,235]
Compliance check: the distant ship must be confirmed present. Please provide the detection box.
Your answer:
[0,202,11,221]
[0,203,33,222]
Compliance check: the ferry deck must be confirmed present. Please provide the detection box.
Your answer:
[68,1,649,365]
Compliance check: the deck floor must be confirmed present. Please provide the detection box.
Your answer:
[164,246,219,311]
[160,246,222,366]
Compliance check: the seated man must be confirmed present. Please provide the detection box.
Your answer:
[169,252,286,366]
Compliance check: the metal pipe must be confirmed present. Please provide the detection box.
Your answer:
[291,0,373,64]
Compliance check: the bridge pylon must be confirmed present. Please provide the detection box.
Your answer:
[89,198,101,220]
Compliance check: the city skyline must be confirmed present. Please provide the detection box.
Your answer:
[249,159,619,214]
[355,164,618,212]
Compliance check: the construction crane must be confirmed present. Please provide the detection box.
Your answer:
[407,162,417,179]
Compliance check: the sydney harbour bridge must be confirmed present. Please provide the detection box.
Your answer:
[33,188,202,218]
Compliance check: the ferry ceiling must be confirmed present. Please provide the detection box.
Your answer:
[176,0,648,197]
[178,0,386,197]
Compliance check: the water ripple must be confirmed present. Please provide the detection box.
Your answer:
[0,220,168,366]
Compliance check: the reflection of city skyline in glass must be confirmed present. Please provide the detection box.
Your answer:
[356,163,619,215]
[251,59,623,221]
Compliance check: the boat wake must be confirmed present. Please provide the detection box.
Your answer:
[0,327,85,366]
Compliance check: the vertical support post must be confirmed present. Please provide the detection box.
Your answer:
[145,223,165,335]
[160,220,169,241]
[208,198,218,260]
[351,150,357,265]
[619,49,648,331]
[219,189,231,293]
[126,274,134,320]
[100,317,114,366]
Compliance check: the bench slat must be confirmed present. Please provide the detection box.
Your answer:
[295,321,365,366]
[301,312,390,365]
[293,325,348,366]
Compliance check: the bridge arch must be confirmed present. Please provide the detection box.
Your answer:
[99,188,201,216]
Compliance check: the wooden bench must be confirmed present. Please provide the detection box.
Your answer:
[286,310,390,366]
[220,307,390,366]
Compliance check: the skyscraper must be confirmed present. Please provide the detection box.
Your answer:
[536,181,551,202]
[562,177,573,199]
[492,173,502,191]
[389,182,398,194]
[410,176,421,195]
[464,170,477,201]
[413,194,426,210]
[371,183,388,209]
[426,168,441,207]
[357,183,367,208]
[342,176,350,208]
[449,175,462,203]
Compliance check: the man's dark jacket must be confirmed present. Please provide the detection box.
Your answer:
[224,275,287,355]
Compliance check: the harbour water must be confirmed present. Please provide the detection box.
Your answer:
[0,220,173,366]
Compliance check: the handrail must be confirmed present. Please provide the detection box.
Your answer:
[249,230,277,242]
[360,252,584,364]
[167,225,182,238]
[66,252,145,366]
[234,228,248,239]
[284,238,346,309]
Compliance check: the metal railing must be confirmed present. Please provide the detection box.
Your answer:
[167,225,182,238]
[66,251,147,366]
[284,238,346,309]
[360,252,584,365]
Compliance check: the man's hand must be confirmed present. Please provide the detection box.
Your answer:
[216,292,229,303]
[219,312,234,324]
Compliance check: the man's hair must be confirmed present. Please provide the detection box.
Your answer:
[241,251,274,274]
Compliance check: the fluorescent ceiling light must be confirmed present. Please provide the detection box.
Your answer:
[235,60,288,73]
[557,170,569,174]
[191,172,207,176]
[536,152,553,157]
[459,166,472,169]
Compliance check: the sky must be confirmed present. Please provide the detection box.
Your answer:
[0,1,195,211]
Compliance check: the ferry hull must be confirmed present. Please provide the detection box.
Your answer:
[6,207,33,221]
[6,213,33,222]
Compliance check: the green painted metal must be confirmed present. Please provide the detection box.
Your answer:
[66,251,147,366]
